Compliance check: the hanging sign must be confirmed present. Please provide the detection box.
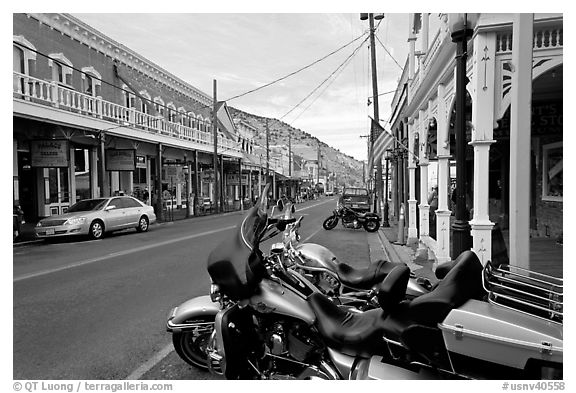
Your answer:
[226,173,249,186]
[106,149,136,171]
[30,140,70,168]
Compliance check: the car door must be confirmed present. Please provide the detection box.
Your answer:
[104,197,127,230]
[121,197,142,226]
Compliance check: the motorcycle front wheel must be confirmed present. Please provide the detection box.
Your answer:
[363,219,380,232]
[322,216,339,230]
[172,316,215,370]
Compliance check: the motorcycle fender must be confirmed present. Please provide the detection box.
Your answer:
[352,356,437,380]
[167,295,220,333]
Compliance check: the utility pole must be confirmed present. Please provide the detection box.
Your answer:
[266,119,270,177]
[368,13,383,216]
[317,141,321,186]
[212,79,220,213]
[288,132,292,177]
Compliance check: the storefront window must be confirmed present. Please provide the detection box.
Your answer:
[75,148,91,201]
[542,142,562,202]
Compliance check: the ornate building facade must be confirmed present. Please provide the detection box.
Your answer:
[389,13,562,270]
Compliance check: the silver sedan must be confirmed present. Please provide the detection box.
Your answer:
[35,196,157,240]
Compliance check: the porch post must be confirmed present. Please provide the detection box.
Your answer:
[470,31,497,266]
[435,83,452,263]
[418,110,430,238]
[407,119,419,244]
[509,14,534,269]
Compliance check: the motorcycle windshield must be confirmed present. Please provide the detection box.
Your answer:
[206,185,270,300]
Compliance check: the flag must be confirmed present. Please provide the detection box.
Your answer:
[367,119,394,171]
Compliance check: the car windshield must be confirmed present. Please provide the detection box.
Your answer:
[344,188,368,196]
[67,199,108,212]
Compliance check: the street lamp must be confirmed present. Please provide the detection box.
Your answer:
[382,149,392,227]
[448,13,476,257]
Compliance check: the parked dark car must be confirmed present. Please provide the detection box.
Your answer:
[339,187,371,212]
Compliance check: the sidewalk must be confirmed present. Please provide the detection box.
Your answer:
[373,219,563,280]
[373,220,437,283]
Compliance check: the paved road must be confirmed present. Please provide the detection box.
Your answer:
[13,197,375,380]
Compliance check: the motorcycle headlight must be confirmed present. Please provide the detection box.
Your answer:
[65,217,86,225]
[210,283,221,303]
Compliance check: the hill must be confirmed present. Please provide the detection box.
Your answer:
[229,107,365,187]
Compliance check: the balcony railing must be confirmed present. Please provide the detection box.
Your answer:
[496,25,563,53]
[13,72,241,154]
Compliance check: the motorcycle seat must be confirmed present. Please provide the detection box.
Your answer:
[336,260,405,290]
[308,265,411,357]
[380,251,485,344]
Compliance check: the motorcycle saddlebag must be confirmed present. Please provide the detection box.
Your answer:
[439,299,563,375]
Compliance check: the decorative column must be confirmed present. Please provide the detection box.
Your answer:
[509,14,533,269]
[407,119,419,245]
[392,141,400,221]
[435,83,452,263]
[470,31,497,266]
[13,140,19,206]
[418,110,430,238]
[90,147,99,198]
[155,143,163,221]
[69,144,76,204]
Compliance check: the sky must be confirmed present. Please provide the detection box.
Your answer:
[71,12,411,161]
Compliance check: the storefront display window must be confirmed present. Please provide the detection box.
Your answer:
[542,142,562,202]
[75,148,91,201]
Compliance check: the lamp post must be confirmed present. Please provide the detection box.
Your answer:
[448,13,474,257]
[382,149,392,227]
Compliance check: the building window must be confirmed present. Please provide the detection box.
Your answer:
[542,142,562,202]
[154,97,165,117]
[81,66,102,97]
[13,36,37,76]
[139,91,151,114]
[48,53,73,86]
[122,84,136,108]
[167,103,177,122]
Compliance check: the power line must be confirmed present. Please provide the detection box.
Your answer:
[374,34,404,71]
[224,31,369,102]
[289,43,361,125]
[280,34,370,122]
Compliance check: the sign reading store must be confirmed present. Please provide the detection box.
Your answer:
[31,140,70,168]
[106,149,136,171]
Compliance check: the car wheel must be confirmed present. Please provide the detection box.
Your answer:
[136,215,149,232]
[89,220,105,240]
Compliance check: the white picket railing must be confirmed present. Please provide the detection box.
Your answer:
[13,71,241,153]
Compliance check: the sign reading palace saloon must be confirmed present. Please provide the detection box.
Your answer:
[105,149,136,171]
[30,140,70,168]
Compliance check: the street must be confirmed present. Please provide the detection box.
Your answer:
[13,196,377,380]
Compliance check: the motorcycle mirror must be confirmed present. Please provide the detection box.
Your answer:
[291,205,296,214]
[276,198,284,212]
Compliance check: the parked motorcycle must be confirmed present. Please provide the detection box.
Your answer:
[171,186,563,379]
[323,202,380,232]
[277,203,428,306]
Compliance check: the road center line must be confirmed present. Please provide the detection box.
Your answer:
[125,343,174,380]
[13,225,236,282]
[124,199,333,379]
